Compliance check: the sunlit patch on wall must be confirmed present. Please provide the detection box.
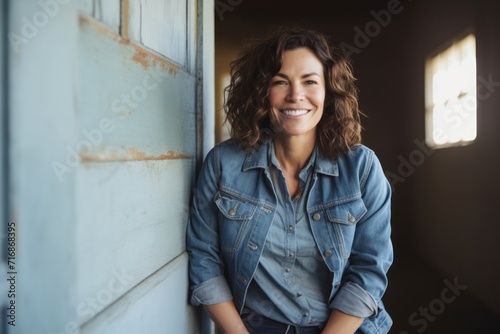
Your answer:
[425,33,476,148]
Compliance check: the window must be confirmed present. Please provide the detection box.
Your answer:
[79,0,196,71]
[425,34,476,148]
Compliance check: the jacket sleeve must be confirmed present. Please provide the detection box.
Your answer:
[186,146,233,305]
[331,150,393,318]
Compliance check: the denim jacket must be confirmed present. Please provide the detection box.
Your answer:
[187,139,393,333]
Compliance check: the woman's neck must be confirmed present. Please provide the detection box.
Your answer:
[273,133,316,175]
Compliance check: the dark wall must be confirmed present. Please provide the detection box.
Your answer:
[405,0,500,314]
[353,0,500,316]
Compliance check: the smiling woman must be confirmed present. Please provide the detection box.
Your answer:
[187,28,393,334]
[224,29,362,161]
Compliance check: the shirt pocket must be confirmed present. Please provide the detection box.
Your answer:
[326,198,367,258]
[214,192,258,254]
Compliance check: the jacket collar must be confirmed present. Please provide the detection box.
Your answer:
[314,149,339,176]
[242,139,339,176]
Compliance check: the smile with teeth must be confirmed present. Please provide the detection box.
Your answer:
[280,109,310,116]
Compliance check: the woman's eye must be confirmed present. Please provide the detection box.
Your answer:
[272,80,287,86]
[305,80,317,85]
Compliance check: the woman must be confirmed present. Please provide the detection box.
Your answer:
[187,28,393,334]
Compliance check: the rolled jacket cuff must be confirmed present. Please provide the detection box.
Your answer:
[191,275,233,306]
[330,282,378,318]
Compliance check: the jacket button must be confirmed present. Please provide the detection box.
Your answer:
[334,282,340,288]
[312,213,321,221]
[228,206,237,217]
[324,250,333,257]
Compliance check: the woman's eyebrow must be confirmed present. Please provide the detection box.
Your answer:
[274,72,321,79]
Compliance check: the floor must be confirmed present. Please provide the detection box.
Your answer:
[384,253,500,334]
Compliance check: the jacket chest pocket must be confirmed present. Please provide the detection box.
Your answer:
[325,198,367,258]
[215,193,258,254]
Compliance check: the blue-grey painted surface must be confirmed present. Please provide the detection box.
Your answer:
[78,0,121,33]
[6,0,213,333]
[76,20,197,164]
[8,1,79,333]
[1,1,8,332]
[129,0,189,67]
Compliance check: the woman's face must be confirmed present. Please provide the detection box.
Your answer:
[268,47,326,140]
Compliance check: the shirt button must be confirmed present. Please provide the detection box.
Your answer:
[288,252,294,258]
[312,213,321,221]
[303,312,309,317]
[297,291,303,297]
[285,268,291,273]
[324,250,333,257]
[288,225,294,232]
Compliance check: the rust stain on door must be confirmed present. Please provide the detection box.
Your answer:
[130,48,180,76]
[80,147,192,163]
[126,147,191,160]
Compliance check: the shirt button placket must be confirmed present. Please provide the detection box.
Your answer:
[286,224,294,271]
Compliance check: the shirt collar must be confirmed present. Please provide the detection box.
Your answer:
[242,139,339,177]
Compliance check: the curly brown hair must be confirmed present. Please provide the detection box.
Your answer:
[224,28,363,160]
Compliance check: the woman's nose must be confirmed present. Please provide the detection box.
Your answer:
[286,84,304,102]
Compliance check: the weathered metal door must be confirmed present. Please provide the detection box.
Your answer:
[5,0,213,333]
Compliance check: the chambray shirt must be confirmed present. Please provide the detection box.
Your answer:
[243,143,332,326]
[187,138,394,333]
